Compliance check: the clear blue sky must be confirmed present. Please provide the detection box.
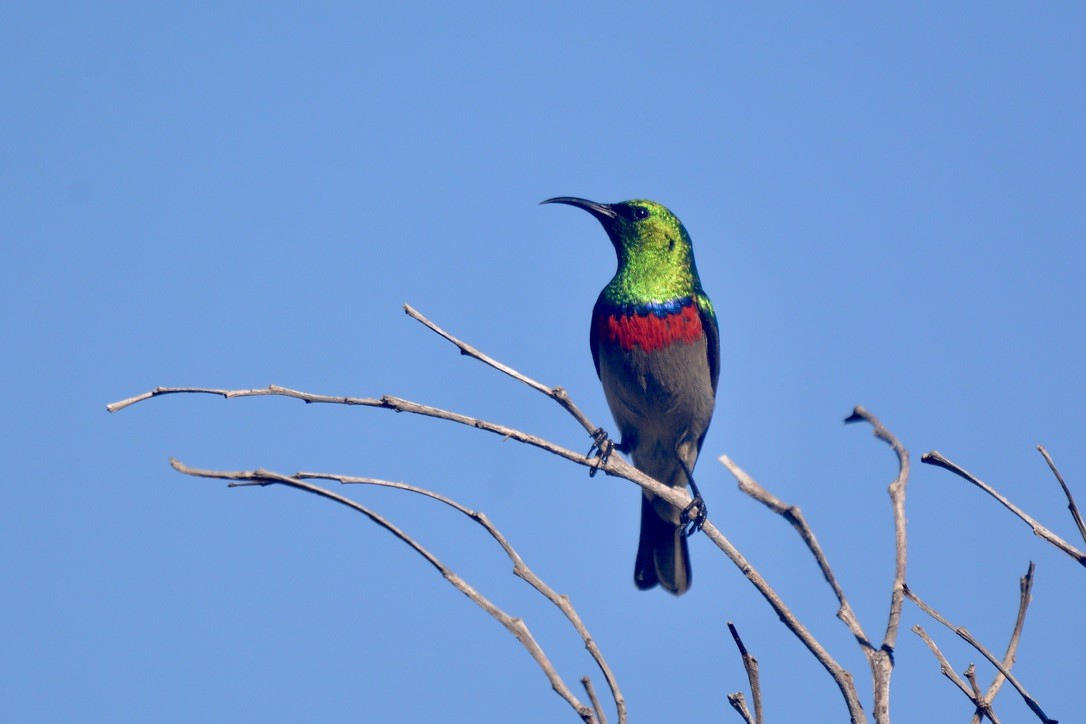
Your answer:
[3,4,1084,721]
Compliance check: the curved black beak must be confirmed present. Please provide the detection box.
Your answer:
[540,196,617,222]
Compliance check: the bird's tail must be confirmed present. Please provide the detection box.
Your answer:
[634,494,691,595]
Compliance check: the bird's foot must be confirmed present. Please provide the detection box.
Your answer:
[679,459,707,537]
[681,494,708,537]
[586,427,616,477]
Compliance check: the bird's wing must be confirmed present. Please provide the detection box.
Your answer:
[589,294,607,379]
[696,293,721,395]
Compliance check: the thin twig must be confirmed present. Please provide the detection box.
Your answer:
[1037,445,1086,546]
[905,585,1057,723]
[111,383,599,468]
[965,663,982,700]
[965,665,986,720]
[913,565,1034,723]
[844,406,910,654]
[922,451,1086,567]
[912,624,973,698]
[719,455,873,654]
[404,303,601,438]
[106,385,309,413]
[965,665,1001,724]
[582,677,606,724]
[302,471,624,723]
[727,692,754,724]
[844,406,909,724]
[972,562,1035,724]
[727,622,763,724]
[169,459,598,723]
[716,455,864,720]
[699,519,865,723]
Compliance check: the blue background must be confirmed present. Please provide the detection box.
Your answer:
[3,4,1084,721]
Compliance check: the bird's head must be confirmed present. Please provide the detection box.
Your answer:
[541,197,694,269]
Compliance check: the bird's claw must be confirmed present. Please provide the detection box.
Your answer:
[681,494,708,537]
[586,428,613,478]
[677,458,707,536]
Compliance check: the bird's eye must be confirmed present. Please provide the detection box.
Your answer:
[633,207,650,220]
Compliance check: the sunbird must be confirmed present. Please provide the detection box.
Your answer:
[543,197,719,595]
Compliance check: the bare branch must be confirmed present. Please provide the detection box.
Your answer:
[905,584,1057,723]
[700,520,866,723]
[102,306,706,550]
[115,306,1073,724]
[581,677,606,724]
[844,406,910,653]
[106,385,316,413]
[913,565,1034,723]
[912,624,973,699]
[169,459,597,723]
[727,622,763,724]
[1037,445,1086,546]
[719,455,873,654]
[302,471,625,722]
[922,451,1086,567]
[110,383,602,467]
[965,664,1001,724]
[965,663,982,699]
[844,406,910,724]
[107,381,691,532]
[722,406,905,723]
[718,453,867,719]
[978,562,1036,718]
[727,692,754,724]
[110,307,866,722]
[404,304,600,438]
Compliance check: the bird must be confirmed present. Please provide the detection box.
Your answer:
[542,197,719,595]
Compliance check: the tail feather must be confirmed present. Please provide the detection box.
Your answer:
[634,495,691,595]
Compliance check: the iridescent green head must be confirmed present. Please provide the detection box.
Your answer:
[542,196,704,304]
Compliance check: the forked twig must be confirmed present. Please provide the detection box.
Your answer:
[404,304,600,439]
[716,455,860,716]
[697,521,864,722]
[714,455,862,719]
[970,562,1035,724]
[727,622,762,724]
[300,471,624,722]
[912,565,1036,722]
[844,407,910,724]
[922,451,1086,567]
[720,406,908,724]
[912,624,972,699]
[727,692,754,724]
[964,664,1001,723]
[905,584,1056,723]
[169,459,599,723]
[718,455,873,653]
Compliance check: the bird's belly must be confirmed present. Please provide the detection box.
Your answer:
[597,336,716,491]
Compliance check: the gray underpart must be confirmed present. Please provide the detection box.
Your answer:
[597,335,715,595]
